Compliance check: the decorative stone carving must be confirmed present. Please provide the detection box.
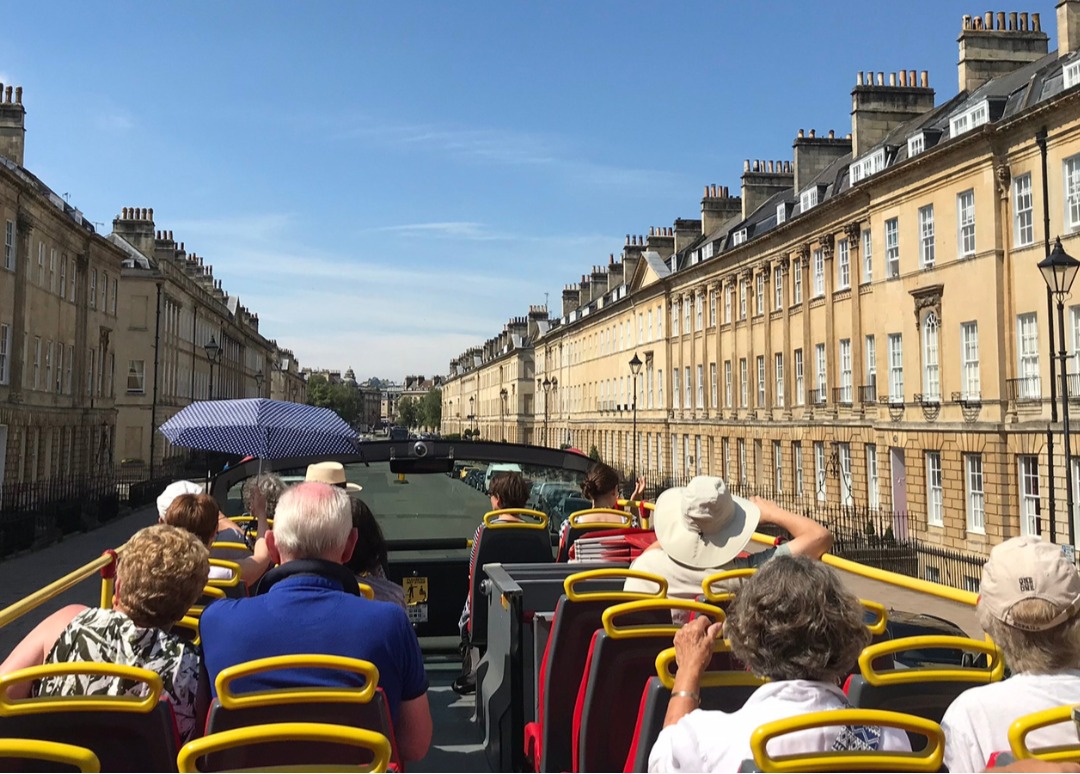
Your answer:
[910,284,944,329]
[844,222,861,243]
[820,234,835,261]
[995,160,1012,200]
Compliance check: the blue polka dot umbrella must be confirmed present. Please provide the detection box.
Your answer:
[158,398,358,459]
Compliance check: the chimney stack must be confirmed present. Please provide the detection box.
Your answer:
[578,276,592,308]
[1060,2,1080,56]
[111,205,157,258]
[701,184,743,234]
[674,217,703,253]
[851,71,935,157]
[740,160,793,220]
[959,10,1048,93]
[793,129,852,194]
[0,83,27,167]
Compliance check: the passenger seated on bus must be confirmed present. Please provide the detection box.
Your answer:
[346,497,406,608]
[649,555,910,772]
[452,471,532,695]
[198,482,432,763]
[0,524,209,743]
[941,536,1080,773]
[623,476,832,600]
[557,462,646,541]
[163,492,236,582]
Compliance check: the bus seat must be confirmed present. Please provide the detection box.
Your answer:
[187,584,228,618]
[177,721,391,773]
[206,559,246,600]
[171,616,201,647]
[205,655,399,771]
[0,739,100,773]
[556,509,633,563]
[523,569,667,773]
[1007,704,1080,764]
[469,509,553,650]
[0,663,180,773]
[743,708,945,772]
[572,599,727,773]
[624,643,764,773]
[844,635,1003,736]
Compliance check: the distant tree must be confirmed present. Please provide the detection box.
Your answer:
[306,374,363,427]
[419,388,442,430]
[397,395,420,428]
[588,445,601,462]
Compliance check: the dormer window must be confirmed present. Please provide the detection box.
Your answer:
[908,133,925,158]
[850,148,887,184]
[702,241,715,260]
[776,203,787,225]
[950,99,990,137]
[1066,58,1080,90]
[732,229,748,247]
[799,188,820,212]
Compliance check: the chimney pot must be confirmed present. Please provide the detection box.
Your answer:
[703,185,710,197]
[723,185,729,197]
[809,129,815,139]
[712,183,718,197]
[828,129,835,139]
[121,207,128,219]
[1033,12,1040,32]
[921,71,928,88]
[997,11,1006,30]
[14,87,21,105]
[625,234,630,245]
[180,242,185,251]
[1009,11,1017,30]
[744,159,750,172]
[984,11,993,29]
[1020,11,1028,30]
[148,208,153,220]
[877,72,884,85]
[856,72,863,86]
[169,230,173,240]
[889,72,896,87]
[798,128,805,138]
[4,86,11,102]
[898,70,906,87]
[963,14,971,29]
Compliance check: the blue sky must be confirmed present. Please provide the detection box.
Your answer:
[6,2,1013,379]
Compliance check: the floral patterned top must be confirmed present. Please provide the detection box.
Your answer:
[34,608,201,742]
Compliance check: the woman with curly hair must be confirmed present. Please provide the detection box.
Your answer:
[648,555,910,772]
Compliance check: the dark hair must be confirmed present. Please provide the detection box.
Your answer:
[726,555,870,683]
[581,462,620,502]
[162,493,219,547]
[345,498,389,576]
[489,472,530,509]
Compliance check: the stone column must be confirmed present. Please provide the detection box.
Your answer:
[845,222,865,412]
[7,212,33,403]
[821,234,836,411]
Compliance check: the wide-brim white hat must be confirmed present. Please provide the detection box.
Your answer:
[305,461,363,492]
[652,476,761,569]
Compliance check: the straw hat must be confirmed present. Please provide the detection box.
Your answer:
[305,461,363,492]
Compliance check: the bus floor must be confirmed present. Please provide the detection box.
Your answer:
[412,659,491,773]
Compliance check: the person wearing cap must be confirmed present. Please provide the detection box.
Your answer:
[623,476,832,599]
[305,461,364,493]
[940,536,1080,772]
[157,479,274,589]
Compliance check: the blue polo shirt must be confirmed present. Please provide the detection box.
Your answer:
[200,574,428,721]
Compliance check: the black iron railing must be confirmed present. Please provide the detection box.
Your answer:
[1007,376,1042,403]
[832,386,854,406]
[858,384,877,404]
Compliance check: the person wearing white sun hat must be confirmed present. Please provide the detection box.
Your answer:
[624,476,832,600]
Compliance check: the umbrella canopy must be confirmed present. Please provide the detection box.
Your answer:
[158,398,358,459]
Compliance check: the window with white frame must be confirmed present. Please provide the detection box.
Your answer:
[710,363,717,407]
[849,148,887,184]
[814,441,826,501]
[793,441,804,496]
[32,336,41,389]
[49,250,56,293]
[837,238,850,289]
[907,133,925,157]
[59,258,67,299]
[757,356,766,407]
[127,360,146,394]
[673,368,681,409]
[756,273,765,315]
[958,189,976,257]
[672,302,679,336]
[89,269,97,308]
[1015,173,1034,247]
[65,344,73,394]
[965,453,985,534]
[638,313,644,344]
[658,369,663,407]
[724,286,732,323]
[961,321,980,400]
[888,333,904,403]
[1072,305,1080,374]
[54,344,63,393]
[724,360,732,408]
[684,299,691,332]
[793,259,803,303]
[800,187,819,212]
[866,444,880,509]
[709,291,716,327]
[647,365,655,408]
[949,99,989,137]
[722,437,730,481]
[732,229,747,246]
[657,305,663,338]
[813,249,825,297]
[775,353,784,408]
[738,438,747,483]
[1018,313,1040,399]
[774,266,783,310]
[926,451,943,527]
[1067,155,1080,233]
[695,293,703,331]
[1065,58,1080,89]
[776,202,787,224]
[647,309,653,341]
[739,358,748,408]
[774,441,783,492]
[0,323,9,384]
[815,343,826,401]
[44,340,51,392]
[37,242,44,284]
[865,335,877,393]
[839,339,852,403]
[794,349,804,405]
[102,271,108,311]
[703,241,715,260]
[922,312,940,401]
[839,443,853,506]
[1019,455,1040,536]
[739,280,747,320]
[862,228,872,283]
[3,221,12,271]
[919,205,935,269]
[886,218,899,278]
[696,364,704,408]
[684,366,692,408]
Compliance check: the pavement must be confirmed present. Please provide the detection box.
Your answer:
[0,504,159,657]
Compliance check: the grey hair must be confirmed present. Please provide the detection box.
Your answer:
[979,598,1080,674]
[242,473,287,519]
[272,482,352,560]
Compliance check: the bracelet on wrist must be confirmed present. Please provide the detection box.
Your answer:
[671,690,700,704]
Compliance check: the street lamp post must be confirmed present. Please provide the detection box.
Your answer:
[1037,129,1059,540]
[499,387,508,442]
[469,395,475,437]
[203,336,223,400]
[541,377,557,447]
[1039,237,1080,546]
[629,353,643,475]
[254,371,264,398]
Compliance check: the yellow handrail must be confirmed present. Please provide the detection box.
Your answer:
[0,549,121,628]
[748,532,980,607]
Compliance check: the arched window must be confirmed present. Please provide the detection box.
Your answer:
[922,312,940,400]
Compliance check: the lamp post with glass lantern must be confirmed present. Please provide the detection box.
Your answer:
[204,336,223,400]
[499,387,508,442]
[541,377,557,447]
[1039,237,1080,546]
[468,395,475,437]
[254,371,264,398]
[629,353,643,475]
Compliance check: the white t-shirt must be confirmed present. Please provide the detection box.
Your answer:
[649,679,911,773]
[941,670,1080,772]
[624,544,790,601]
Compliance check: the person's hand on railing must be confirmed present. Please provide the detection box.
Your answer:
[630,476,646,503]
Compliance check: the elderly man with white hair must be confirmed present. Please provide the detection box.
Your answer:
[199,482,432,762]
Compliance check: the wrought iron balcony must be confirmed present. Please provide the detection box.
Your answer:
[1007,376,1041,403]
[858,384,877,404]
[832,386,854,407]
[809,388,828,406]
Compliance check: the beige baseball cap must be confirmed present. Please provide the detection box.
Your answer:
[979,536,1080,632]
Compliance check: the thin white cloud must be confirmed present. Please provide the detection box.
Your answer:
[94,109,134,133]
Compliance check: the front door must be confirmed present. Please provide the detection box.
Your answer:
[890,447,907,512]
